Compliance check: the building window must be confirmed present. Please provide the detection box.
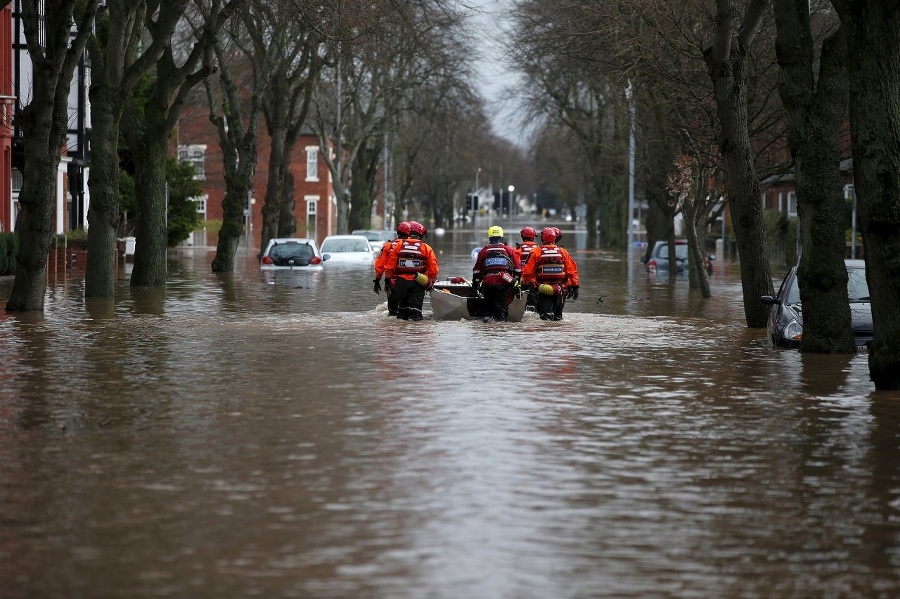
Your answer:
[306,195,318,239]
[785,191,797,217]
[306,147,318,181]
[193,195,207,217]
[178,144,206,180]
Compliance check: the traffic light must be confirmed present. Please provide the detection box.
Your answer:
[466,193,479,210]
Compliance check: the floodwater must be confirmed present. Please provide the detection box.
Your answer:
[1,224,898,598]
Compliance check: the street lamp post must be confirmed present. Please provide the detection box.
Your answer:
[507,185,515,223]
[626,80,636,251]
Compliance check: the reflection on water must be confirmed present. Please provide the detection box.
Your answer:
[1,227,899,597]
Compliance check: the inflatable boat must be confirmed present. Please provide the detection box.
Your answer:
[428,278,528,322]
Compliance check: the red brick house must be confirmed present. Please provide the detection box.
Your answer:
[174,99,336,250]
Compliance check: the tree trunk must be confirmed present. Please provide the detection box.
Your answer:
[85,91,122,298]
[260,122,287,252]
[5,132,57,311]
[278,167,297,238]
[705,1,773,327]
[773,3,854,353]
[683,207,711,298]
[6,0,98,311]
[835,0,900,388]
[130,134,169,287]
[211,180,247,272]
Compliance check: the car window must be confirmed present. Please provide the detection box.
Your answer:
[781,271,801,304]
[656,243,688,260]
[322,239,369,252]
[847,268,870,301]
[269,243,313,263]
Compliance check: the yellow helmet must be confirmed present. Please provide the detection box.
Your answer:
[487,225,504,238]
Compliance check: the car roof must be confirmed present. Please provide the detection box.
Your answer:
[323,234,370,240]
[266,237,316,247]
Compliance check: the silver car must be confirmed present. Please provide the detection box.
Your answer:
[642,239,715,274]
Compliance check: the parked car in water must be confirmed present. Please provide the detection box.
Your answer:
[641,239,715,274]
[259,238,324,271]
[351,229,391,253]
[320,234,377,265]
[759,259,873,349]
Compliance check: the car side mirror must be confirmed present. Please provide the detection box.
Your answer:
[322,254,331,261]
[760,295,778,305]
[707,254,716,261]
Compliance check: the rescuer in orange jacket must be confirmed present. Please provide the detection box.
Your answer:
[514,226,539,311]
[521,227,580,321]
[373,221,410,316]
[384,221,440,321]
[473,225,521,322]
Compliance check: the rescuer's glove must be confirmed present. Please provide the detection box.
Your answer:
[567,285,579,300]
[414,272,429,287]
[513,278,522,298]
[373,279,382,294]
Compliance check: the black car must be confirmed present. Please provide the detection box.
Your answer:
[760,259,873,349]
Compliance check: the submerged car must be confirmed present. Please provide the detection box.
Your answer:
[642,239,715,274]
[351,229,391,253]
[759,259,873,349]
[259,238,323,271]
[320,234,376,265]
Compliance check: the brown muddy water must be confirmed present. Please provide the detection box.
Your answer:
[1,225,898,598]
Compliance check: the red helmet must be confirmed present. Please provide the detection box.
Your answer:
[552,227,563,242]
[396,221,411,236]
[521,226,536,241]
[540,227,556,244]
[409,221,427,238]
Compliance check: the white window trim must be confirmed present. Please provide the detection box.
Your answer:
[305,146,319,182]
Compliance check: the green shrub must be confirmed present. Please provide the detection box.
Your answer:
[0,231,18,276]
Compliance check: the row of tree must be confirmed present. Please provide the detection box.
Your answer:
[507,0,900,389]
[5,0,524,312]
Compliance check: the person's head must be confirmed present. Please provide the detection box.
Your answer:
[487,225,504,244]
[396,221,411,239]
[540,227,556,244]
[552,227,563,243]
[520,226,536,242]
[408,221,426,239]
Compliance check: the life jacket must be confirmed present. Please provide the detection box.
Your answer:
[394,240,427,274]
[518,241,536,266]
[482,244,513,274]
[534,245,567,283]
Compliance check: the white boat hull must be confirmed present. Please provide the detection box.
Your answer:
[429,280,527,322]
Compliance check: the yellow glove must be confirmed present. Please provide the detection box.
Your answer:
[414,272,429,286]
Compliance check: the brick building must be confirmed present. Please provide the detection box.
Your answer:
[175,99,336,251]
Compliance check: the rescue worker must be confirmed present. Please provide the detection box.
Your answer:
[372,222,410,316]
[514,226,538,311]
[472,225,521,322]
[521,226,579,321]
[384,221,439,321]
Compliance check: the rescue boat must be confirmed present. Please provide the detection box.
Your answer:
[428,277,528,322]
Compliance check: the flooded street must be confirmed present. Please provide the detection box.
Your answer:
[2,226,899,598]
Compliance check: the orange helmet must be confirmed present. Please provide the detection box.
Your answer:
[540,227,556,244]
[521,226,536,241]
